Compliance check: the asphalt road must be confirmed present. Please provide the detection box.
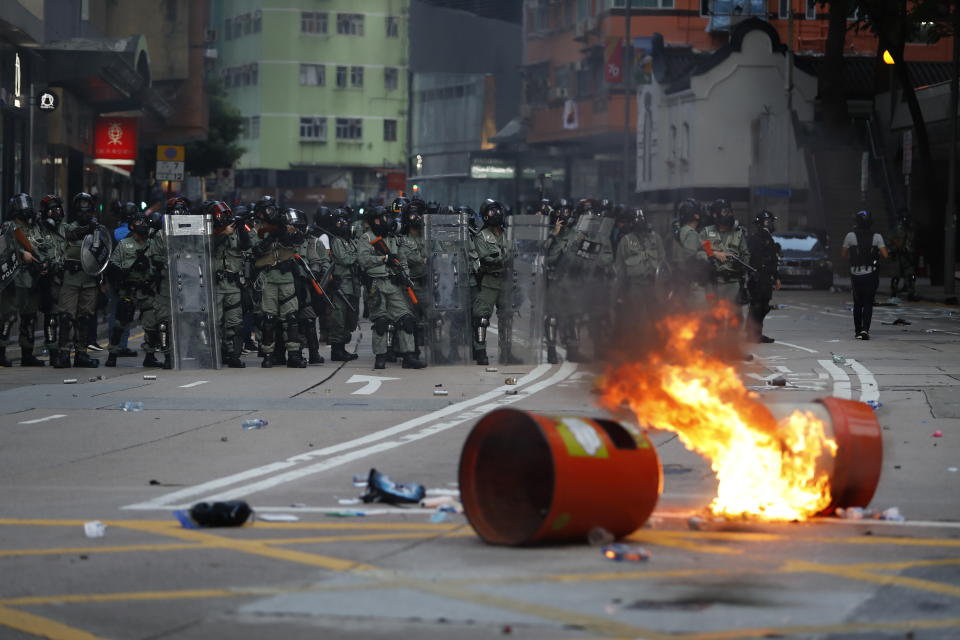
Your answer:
[1,288,959,640]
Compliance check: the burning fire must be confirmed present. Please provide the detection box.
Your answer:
[600,305,838,521]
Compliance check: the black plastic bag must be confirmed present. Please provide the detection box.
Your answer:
[360,468,425,505]
[188,500,253,527]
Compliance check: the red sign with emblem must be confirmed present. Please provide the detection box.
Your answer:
[94,116,138,161]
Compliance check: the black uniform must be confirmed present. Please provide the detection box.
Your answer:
[746,228,779,342]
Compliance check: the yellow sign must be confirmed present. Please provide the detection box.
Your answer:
[156,145,185,162]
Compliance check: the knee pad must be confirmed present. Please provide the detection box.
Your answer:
[399,314,417,334]
[474,316,489,344]
[373,317,390,336]
[45,314,59,344]
[117,296,136,324]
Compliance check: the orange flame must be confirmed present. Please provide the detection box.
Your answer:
[599,305,837,521]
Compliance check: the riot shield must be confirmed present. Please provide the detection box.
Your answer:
[0,226,21,292]
[424,211,472,365]
[506,214,548,364]
[80,225,111,275]
[164,214,220,370]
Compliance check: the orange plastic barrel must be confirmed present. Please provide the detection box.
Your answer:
[458,408,662,545]
[764,398,883,514]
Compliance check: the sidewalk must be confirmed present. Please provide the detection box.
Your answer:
[832,275,960,306]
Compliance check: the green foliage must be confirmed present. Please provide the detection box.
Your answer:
[185,78,246,177]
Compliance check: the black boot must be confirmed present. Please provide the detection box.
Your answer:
[287,350,307,368]
[374,354,386,370]
[261,355,273,368]
[224,336,245,368]
[474,349,489,366]
[20,350,45,367]
[331,343,358,362]
[547,345,558,365]
[143,353,163,368]
[74,352,99,368]
[385,349,397,363]
[48,348,60,366]
[162,353,173,370]
[105,353,118,367]
[106,327,124,367]
[53,352,71,369]
[402,353,427,369]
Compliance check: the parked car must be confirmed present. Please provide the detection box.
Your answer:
[772,230,833,289]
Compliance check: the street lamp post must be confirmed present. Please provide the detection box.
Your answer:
[621,1,632,204]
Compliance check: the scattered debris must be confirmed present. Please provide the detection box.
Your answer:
[83,521,106,538]
[352,474,368,488]
[601,543,651,562]
[430,510,451,523]
[505,389,519,396]
[337,498,361,505]
[242,419,268,430]
[119,401,144,412]
[324,510,367,517]
[831,353,846,365]
[143,375,157,381]
[888,297,902,305]
[826,339,840,343]
[485,367,499,372]
[504,377,517,385]
[63,379,77,384]
[220,436,228,442]
[587,526,615,547]
[932,430,944,438]
[835,507,865,520]
[836,506,905,522]
[178,501,253,528]
[360,468,425,504]
[688,516,707,530]
[433,388,449,396]
[420,495,456,508]
[257,514,300,522]
[881,318,911,326]
[866,400,883,410]
[948,467,958,473]
[770,377,787,387]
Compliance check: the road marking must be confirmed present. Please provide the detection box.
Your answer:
[847,359,879,402]
[190,362,578,504]
[178,380,208,388]
[818,359,851,399]
[0,604,106,640]
[776,340,818,353]
[682,617,960,640]
[345,374,399,395]
[122,364,554,510]
[18,414,67,425]
[783,560,960,598]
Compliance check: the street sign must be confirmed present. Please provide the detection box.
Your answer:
[36,90,58,112]
[156,145,186,181]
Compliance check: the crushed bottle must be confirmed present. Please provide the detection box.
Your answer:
[241,418,268,430]
[601,543,650,562]
[119,401,144,412]
[866,400,883,410]
[831,353,846,365]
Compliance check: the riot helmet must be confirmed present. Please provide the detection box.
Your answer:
[754,209,777,232]
[165,196,190,215]
[121,201,141,222]
[8,193,35,223]
[709,198,734,228]
[315,206,333,232]
[71,192,96,223]
[146,210,164,233]
[205,201,233,227]
[479,199,505,228]
[455,205,479,231]
[254,196,279,224]
[390,196,410,216]
[39,195,65,229]
[402,200,426,233]
[332,209,352,238]
[129,212,152,238]
[854,210,872,230]
[574,198,594,218]
[284,208,307,230]
[676,197,702,225]
[366,206,395,237]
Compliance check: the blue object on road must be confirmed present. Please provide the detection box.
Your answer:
[361,468,426,504]
[242,419,268,430]
[601,543,651,562]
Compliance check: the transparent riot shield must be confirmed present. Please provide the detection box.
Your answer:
[164,214,220,370]
[424,211,472,365]
[506,214,548,364]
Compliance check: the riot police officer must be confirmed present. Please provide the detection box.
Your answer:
[209,201,253,368]
[671,197,709,309]
[889,213,916,300]
[327,208,360,361]
[705,199,750,310]
[746,209,781,343]
[542,199,583,363]
[470,199,519,366]
[397,198,428,358]
[104,212,158,367]
[252,199,307,368]
[357,206,426,370]
[55,192,101,368]
[613,207,664,339]
[38,195,67,365]
[292,207,328,365]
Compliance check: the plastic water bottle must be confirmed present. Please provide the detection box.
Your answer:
[120,401,144,412]
[242,419,268,430]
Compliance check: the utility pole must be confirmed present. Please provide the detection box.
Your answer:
[944,1,959,296]
[621,0,633,204]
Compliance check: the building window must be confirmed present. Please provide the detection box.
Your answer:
[805,0,816,19]
[350,66,364,88]
[384,119,397,142]
[242,13,252,34]
[386,16,399,38]
[778,0,789,18]
[300,64,326,86]
[301,11,328,34]
[335,118,363,140]
[337,13,364,36]
[336,66,348,88]
[224,18,232,40]
[670,124,678,159]
[251,116,260,139]
[233,16,242,37]
[384,67,399,91]
[300,117,327,141]
[253,9,262,32]
[614,0,674,8]
[239,117,248,138]
[249,63,258,85]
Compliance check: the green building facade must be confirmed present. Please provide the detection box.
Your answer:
[212,0,409,206]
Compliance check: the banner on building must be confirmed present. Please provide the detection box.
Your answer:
[605,37,624,84]
[94,116,138,175]
[562,99,579,131]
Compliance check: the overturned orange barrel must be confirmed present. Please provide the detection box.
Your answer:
[458,408,662,545]
[764,397,883,514]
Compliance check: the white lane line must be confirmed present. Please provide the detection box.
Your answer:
[847,359,879,403]
[818,359,851,399]
[179,381,209,389]
[818,310,849,319]
[18,414,67,425]
[191,363,578,504]
[777,341,818,354]
[122,363,554,510]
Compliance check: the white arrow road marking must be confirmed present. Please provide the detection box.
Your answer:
[345,374,400,395]
[18,414,67,425]
[776,341,818,354]
[818,359,851,399]
[847,359,879,403]
[179,380,209,388]
[123,363,554,510]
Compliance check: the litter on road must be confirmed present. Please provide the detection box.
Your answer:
[63,379,77,384]
[601,543,651,562]
[324,510,367,517]
[83,521,106,538]
[257,513,300,522]
[143,375,157,380]
[174,500,253,528]
[119,401,144,412]
[932,430,944,438]
[242,419,268,430]
[360,468,426,504]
